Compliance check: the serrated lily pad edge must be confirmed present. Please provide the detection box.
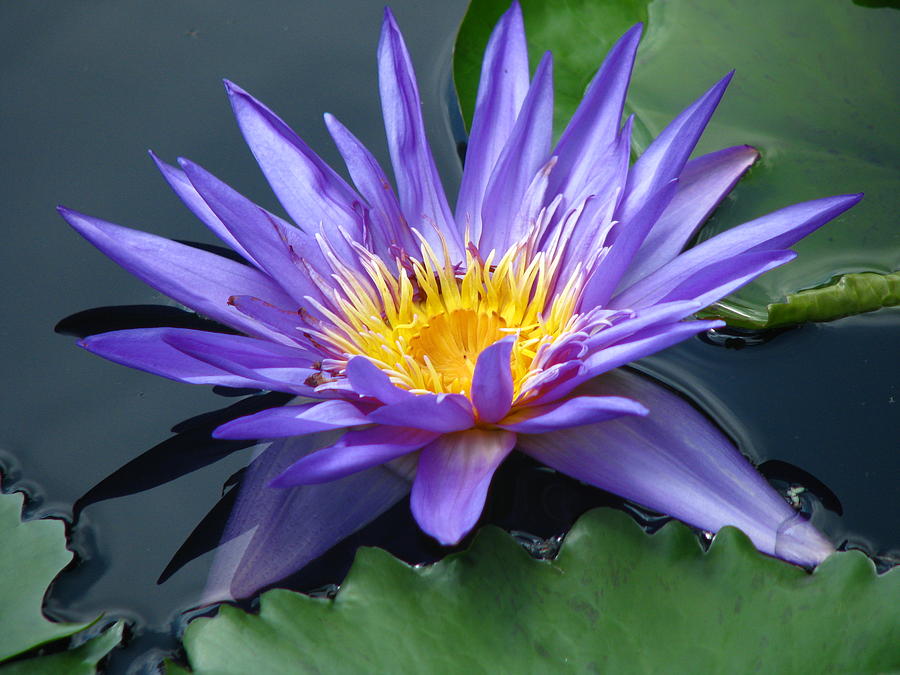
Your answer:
[167,508,897,674]
[0,482,121,672]
[0,486,95,663]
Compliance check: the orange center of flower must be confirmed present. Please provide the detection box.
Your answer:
[406,309,509,392]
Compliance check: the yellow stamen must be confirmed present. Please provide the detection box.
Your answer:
[311,236,584,402]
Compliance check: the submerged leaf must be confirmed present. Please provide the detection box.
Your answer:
[171,509,899,674]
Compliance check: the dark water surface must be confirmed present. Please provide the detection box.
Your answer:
[1,1,897,673]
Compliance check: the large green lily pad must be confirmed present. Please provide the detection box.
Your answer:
[454,0,899,326]
[0,489,92,663]
[170,509,899,673]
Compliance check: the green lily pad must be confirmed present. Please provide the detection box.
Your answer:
[170,509,899,674]
[0,489,92,663]
[454,0,649,136]
[454,0,899,326]
[0,622,124,675]
[703,271,900,328]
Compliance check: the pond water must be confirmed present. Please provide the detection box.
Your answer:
[1,1,896,673]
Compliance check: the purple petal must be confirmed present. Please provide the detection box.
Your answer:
[616,72,733,226]
[471,337,515,423]
[346,356,411,405]
[272,426,437,486]
[368,393,475,433]
[213,400,371,440]
[499,395,647,433]
[161,330,317,394]
[621,145,759,287]
[378,9,463,260]
[58,207,297,341]
[548,24,642,204]
[650,249,796,310]
[410,429,516,545]
[581,320,723,379]
[456,1,530,243]
[612,193,862,309]
[479,51,554,253]
[538,319,723,406]
[579,179,680,310]
[80,328,281,389]
[203,435,413,602]
[582,300,701,353]
[324,113,416,256]
[546,117,632,281]
[178,158,325,305]
[223,80,363,238]
[227,295,311,346]
[517,369,835,566]
[150,151,256,263]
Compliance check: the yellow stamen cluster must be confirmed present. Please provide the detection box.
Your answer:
[307,233,585,401]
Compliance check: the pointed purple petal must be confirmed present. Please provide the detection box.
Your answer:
[161,330,317,394]
[579,179,680,310]
[378,9,462,259]
[621,145,759,287]
[471,336,515,423]
[499,395,647,433]
[479,51,554,253]
[203,435,413,602]
[223,80,363,238]
[178,158,325,305]
[549,24,642,203]
[58,207,296,341]
[581,320,723,379]
[546,117,632,282]
[582,300,701,353]
[214,400,370,440]
[518,369,834,566]
[324,113,416,256]
[616,72,733,226]
[80,328,281,389]
[456,2,530,243]
[227,295,312,346]
[368,393,475,433]
[651,249,796,309]
[612,193,862,309]
[410,429,516,545]
[151,151,256,263]
[272,426,437,486]
[346,356,411,404]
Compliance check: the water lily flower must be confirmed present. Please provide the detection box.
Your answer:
[60,3,855,595]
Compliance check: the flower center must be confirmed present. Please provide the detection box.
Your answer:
[306,233,588,400]
[406,309,509,394]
